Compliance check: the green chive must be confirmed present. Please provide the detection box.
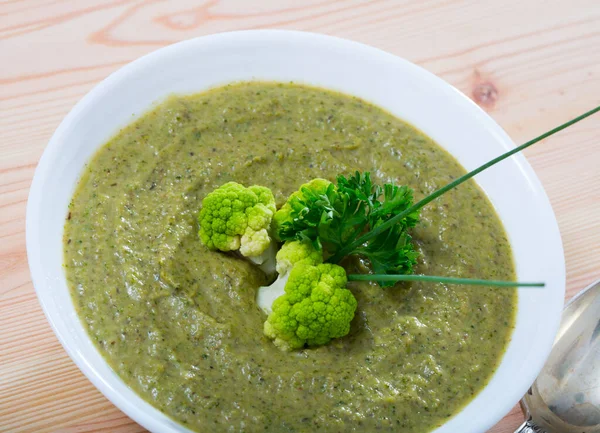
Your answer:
[347,274,544,287]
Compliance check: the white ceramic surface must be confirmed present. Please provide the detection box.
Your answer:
[26,30,565,433]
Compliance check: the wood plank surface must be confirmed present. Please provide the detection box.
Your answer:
[1,1,599,432]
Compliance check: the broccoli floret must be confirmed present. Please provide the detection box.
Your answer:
[257,240,357,351]
[198,182,276,265]
[273,178,331,241]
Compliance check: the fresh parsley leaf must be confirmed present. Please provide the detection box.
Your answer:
[278,171,420,286]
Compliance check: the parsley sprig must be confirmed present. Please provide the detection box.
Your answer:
[278,172,420,286]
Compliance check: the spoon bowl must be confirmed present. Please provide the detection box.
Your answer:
[518,278,600,432]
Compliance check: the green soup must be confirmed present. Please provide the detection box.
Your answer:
[64,82,516,433]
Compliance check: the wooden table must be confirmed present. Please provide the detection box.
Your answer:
[1,1,599,432]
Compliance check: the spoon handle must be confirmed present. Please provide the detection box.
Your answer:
[514,420,546,433]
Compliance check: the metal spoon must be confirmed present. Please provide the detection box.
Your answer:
[515,278,600,433]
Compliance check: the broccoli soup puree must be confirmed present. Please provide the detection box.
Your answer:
[64,83,516,432]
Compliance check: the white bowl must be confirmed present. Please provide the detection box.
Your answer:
[26,30,565,433]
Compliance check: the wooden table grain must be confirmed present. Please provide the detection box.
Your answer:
[1,1,599,432]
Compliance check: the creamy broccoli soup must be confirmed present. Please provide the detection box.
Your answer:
[64,83,516,433]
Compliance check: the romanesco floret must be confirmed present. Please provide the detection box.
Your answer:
[273,178,331,240]
[257,240,357,351]
[256,240,323,314]
[263,262,357,351]
[198,182,276,263]
[275,239,323,275]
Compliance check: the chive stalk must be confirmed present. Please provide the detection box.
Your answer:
[347,274,544,287]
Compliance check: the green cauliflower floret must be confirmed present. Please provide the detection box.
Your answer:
[256,240,323,314]
[198,182,276,263]
[257,240,357,351]
[263,262,357,351]
[275,238,323,275]
[273,178,331,241]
